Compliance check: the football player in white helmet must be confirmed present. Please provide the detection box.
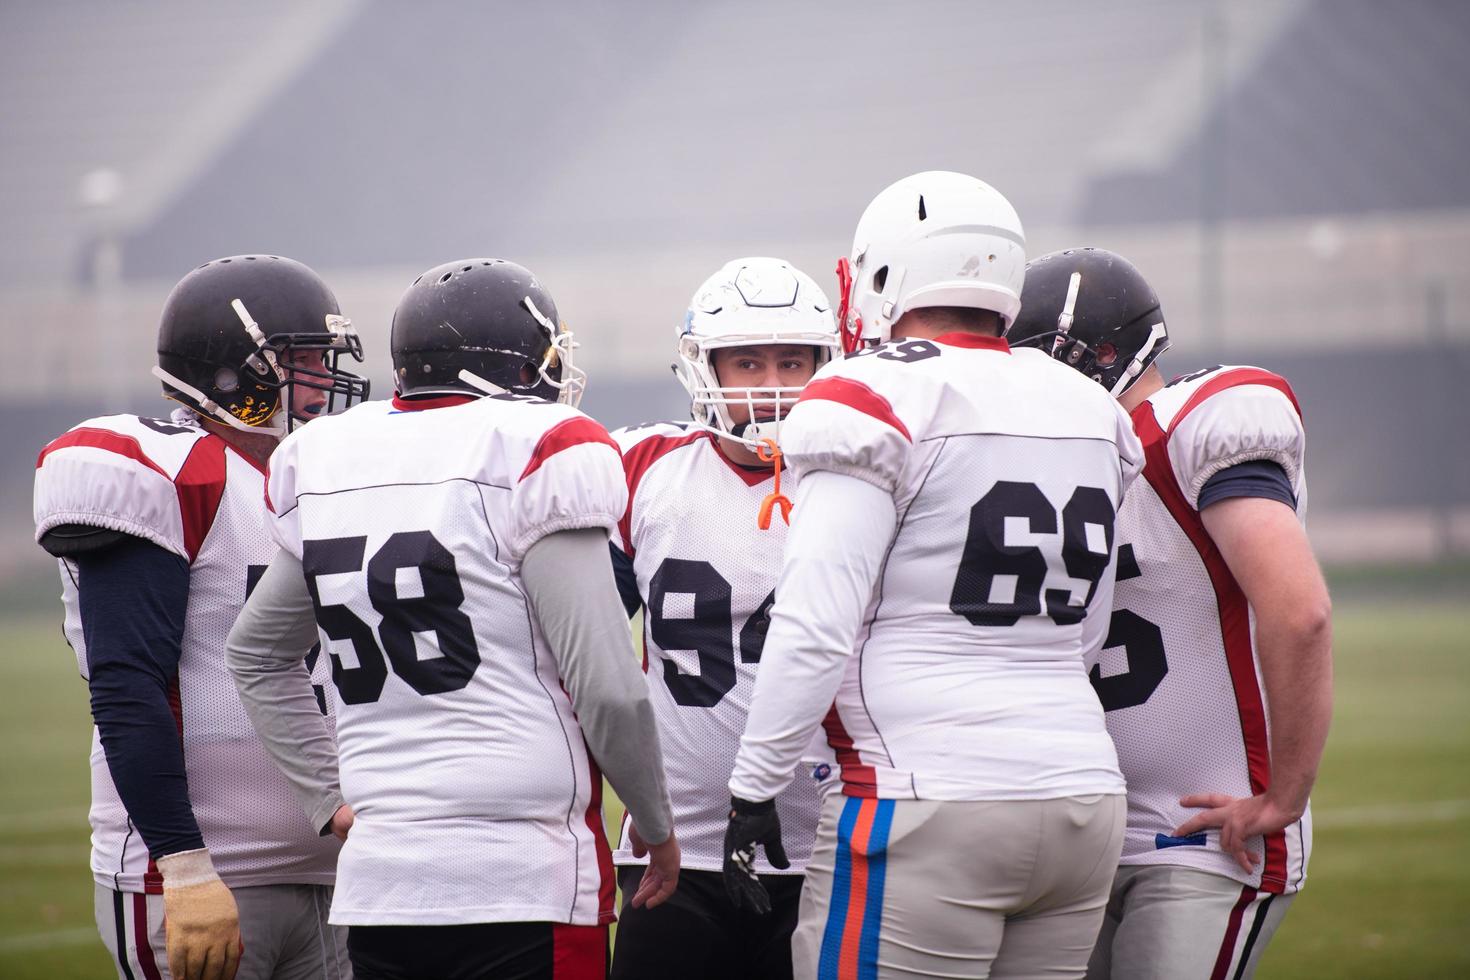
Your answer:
[607,257,839,980]
[727,172,1143,979]
[1010,247,1331,980]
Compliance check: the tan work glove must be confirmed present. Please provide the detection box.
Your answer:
[156,848,242,980]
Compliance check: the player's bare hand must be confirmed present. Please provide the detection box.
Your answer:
[630,830,680,909]
[328,803,355,842]
[157,849,242,980]
[1174,792,1301,873]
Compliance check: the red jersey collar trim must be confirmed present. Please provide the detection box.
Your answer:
[391,393,478,412]
[704,431,780,487]
[932,332,1010,352]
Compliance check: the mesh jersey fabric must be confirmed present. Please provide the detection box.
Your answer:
[609,422,832,874]
[265,394,626,926]
[1094,365,1311,894]
[34,411,341,893]
[770,334,1143,801]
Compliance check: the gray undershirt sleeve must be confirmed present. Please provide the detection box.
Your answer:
[226,548,346,835]
[521,527,674,846]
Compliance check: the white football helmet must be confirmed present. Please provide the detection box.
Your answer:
[673,257,839,449]
[836,171,1026,352]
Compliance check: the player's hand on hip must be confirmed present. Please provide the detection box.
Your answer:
[629,829,681,909]
[1174,792,1300,874]
[156,848,242,980]
[722,796,788,915]
[328,803,355,842]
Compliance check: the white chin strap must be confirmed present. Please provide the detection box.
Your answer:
[1110,322,1168,396]
[151,365,285,435]
[1051,272,1083,355]
[456,369,507,396]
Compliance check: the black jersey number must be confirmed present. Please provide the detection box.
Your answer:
[848,339,942,363]
[647,558,775,708]
[950,481,1116,627]
[1089,544,1169,711]
[302,532,480,704]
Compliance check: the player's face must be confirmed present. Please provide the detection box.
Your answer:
[280,348,330,421]
[710,344,818,427]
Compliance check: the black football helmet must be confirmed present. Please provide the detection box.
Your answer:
[1007,247,1170,396]
[391,258,585,404]
[154,255,368,433]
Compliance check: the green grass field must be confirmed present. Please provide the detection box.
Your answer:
[1,598,1466,978]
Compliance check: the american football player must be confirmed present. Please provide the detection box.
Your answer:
[726,172,1144,978]
[33,255,368,980]
[607,257,840,980]
[225,258,679,980]
[1008,247,1331,980]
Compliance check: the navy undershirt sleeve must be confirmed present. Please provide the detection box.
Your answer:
[76,535,206,858]
[609,542,643,619]
[1198,459,1296,511]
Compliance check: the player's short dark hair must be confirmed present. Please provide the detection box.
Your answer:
[906,306,1003,336]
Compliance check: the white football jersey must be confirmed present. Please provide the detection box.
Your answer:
[778,334,1143,800]
[1094,365,1311,894]
[33,412,340,893]
[608,423,832,875]
[266,392,627,926]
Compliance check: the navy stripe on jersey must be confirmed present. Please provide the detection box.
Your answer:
[79,536,203,858]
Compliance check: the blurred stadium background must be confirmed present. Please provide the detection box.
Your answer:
[1,1,1466,976]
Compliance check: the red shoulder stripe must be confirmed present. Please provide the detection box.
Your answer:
[36,428,170,479]
[1168,368,1302,437]
[175,436,228,563]
[519,416,620,483]
[798,377,912,442]
[618,429,705,556]
[1134,405,1289,892]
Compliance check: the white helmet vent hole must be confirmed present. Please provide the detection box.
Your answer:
[918,195,927,221]
[873,266,888,292]
[439,272,453,284]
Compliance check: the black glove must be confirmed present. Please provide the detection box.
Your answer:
[722,795,789,915]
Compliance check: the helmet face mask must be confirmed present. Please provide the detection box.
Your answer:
[153,255,369,435]
[392,259,585,408]
[673,258,839,449]
[837,171,1026,352]
[1007,247,1171,397]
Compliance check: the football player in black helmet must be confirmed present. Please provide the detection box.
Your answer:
[390,258,586,404]
[34,254,364,980]
[1006,246,1169,396]
[222,257,681,980]
[154,254,369,446]
[1010,247,1331,980]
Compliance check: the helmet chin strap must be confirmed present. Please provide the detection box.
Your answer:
[150,366,286,435]
[1051,272,1083,356]
[1111,322,1169,397]
[456,369,508,396]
